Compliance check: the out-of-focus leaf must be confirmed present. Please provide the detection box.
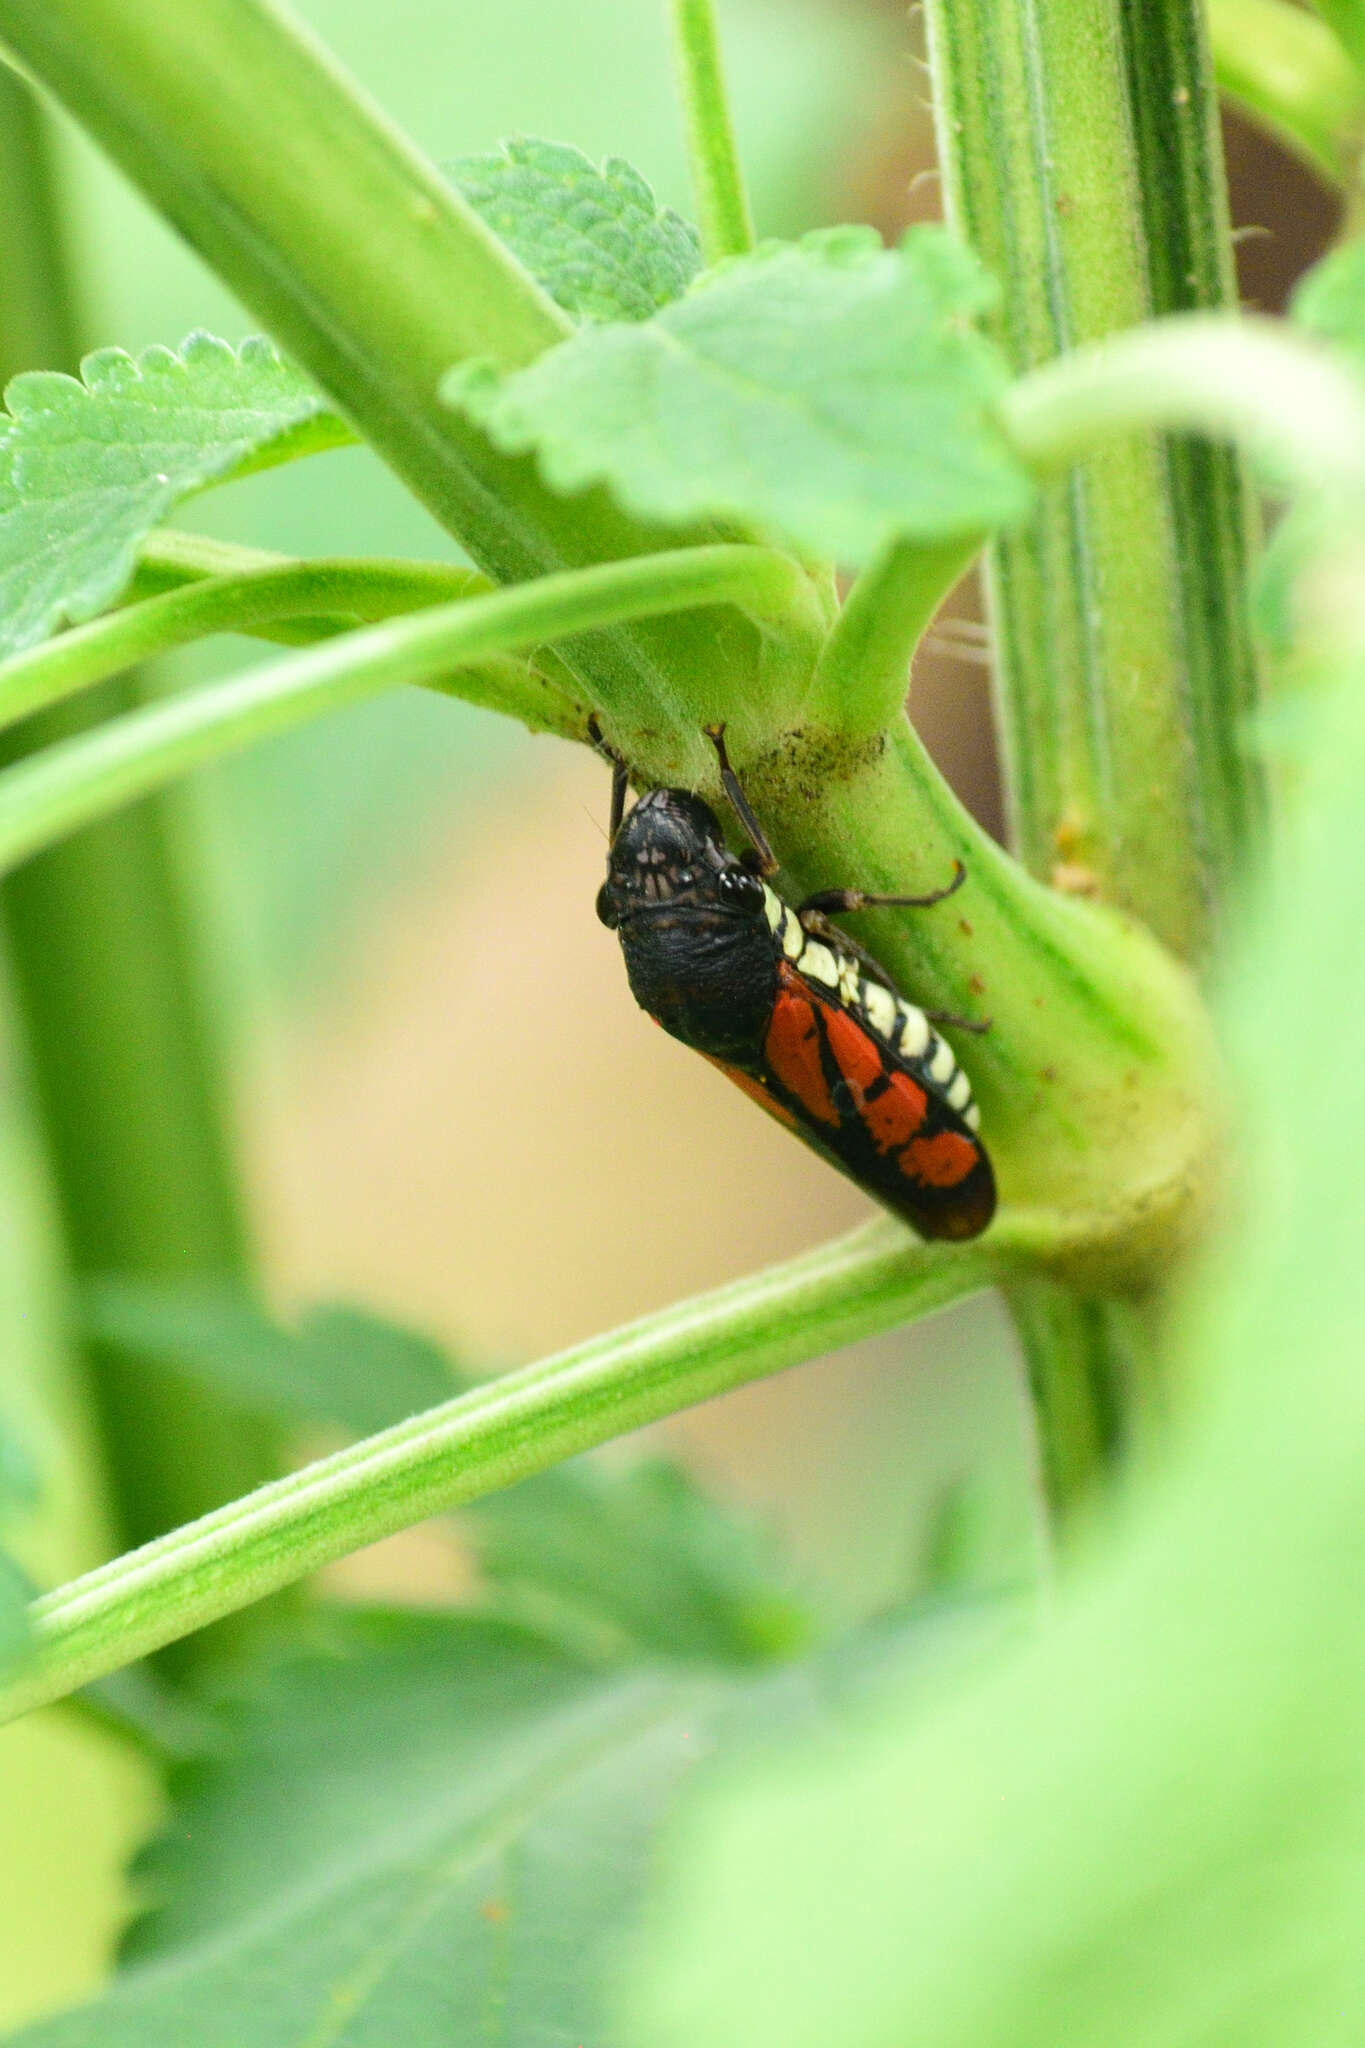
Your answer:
[621,539,1365,2043]
[10,1593,1016,2047]
[444,225,1030,564]
[0,333,349,658]
[1292,234,1365,372]
[449,138,702,322]
[467,1457,810,1665]
[82,1284,455,1437]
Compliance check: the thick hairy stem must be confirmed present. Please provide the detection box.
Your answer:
[923,0,1261,1520]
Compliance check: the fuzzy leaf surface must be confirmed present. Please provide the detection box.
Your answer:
[0,333,350,658]
[466,1456,810,1665]
[445,225,1031,564]
[82,1284,455,1437]
[450,138,702,322]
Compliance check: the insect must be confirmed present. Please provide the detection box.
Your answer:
[595,726,995,1242]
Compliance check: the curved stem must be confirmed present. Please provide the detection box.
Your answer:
[0,546,802,880]
[802,536,981,741]
[0,559,511,729]
[1003,313,1365,497]
[0,1212,1065,1724]
[669,0,755,260]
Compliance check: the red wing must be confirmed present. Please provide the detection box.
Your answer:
[744,962,995,1241]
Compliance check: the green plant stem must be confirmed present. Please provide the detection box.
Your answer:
[1308,0,1365,83]
[0,559,568,732]
[922,0,1259,1523]
[668,0,755,261]
[0,1213,1068,1724]
[924,0,1261,965]
[0,547,803,879]
[0,0,825,740]
[0,63,277,1578]
[802,537,981,740]
[1210,0,1365,186]
[1117,0,1267,900]
[1010,1280,1160,1525]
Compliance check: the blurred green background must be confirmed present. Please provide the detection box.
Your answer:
[2,0,1331,2026]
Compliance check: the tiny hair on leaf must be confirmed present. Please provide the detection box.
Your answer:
[448,137,703,323]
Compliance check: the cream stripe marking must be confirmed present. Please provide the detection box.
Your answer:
[799,941,839,988]
[896,1005,930,1059]
[862,982,897,1040]
[928,1036,956,1086]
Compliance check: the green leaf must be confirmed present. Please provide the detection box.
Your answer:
[1291,234,1365,374]
[444,225,1031,565]
[468,1457,810,1665]
[10,1593,1011,2048]
[82,1283,455,1438]
[0,332,351,659]
[620,542,1365,2043]
[449,138,703,322]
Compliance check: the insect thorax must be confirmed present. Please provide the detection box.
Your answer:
[617,906,778,1064]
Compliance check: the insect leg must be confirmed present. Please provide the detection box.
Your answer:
[923,1007,992,1035]
[797,860,967,917]
[703,723,779,876]
[587,714,630,842]
[795,908,899,993]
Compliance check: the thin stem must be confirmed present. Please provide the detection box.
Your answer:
[803,536,981,741]
[1003,313,1365,498]
[0,1213,1065,1724]
[669,0,755,261]
[1011,1281,1160,1523]
[1210,0,1365,186]
[0,559,560,732]
[0,547,802,880]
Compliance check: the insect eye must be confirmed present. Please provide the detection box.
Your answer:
[595,881,619,929]
[716,867,764,912]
